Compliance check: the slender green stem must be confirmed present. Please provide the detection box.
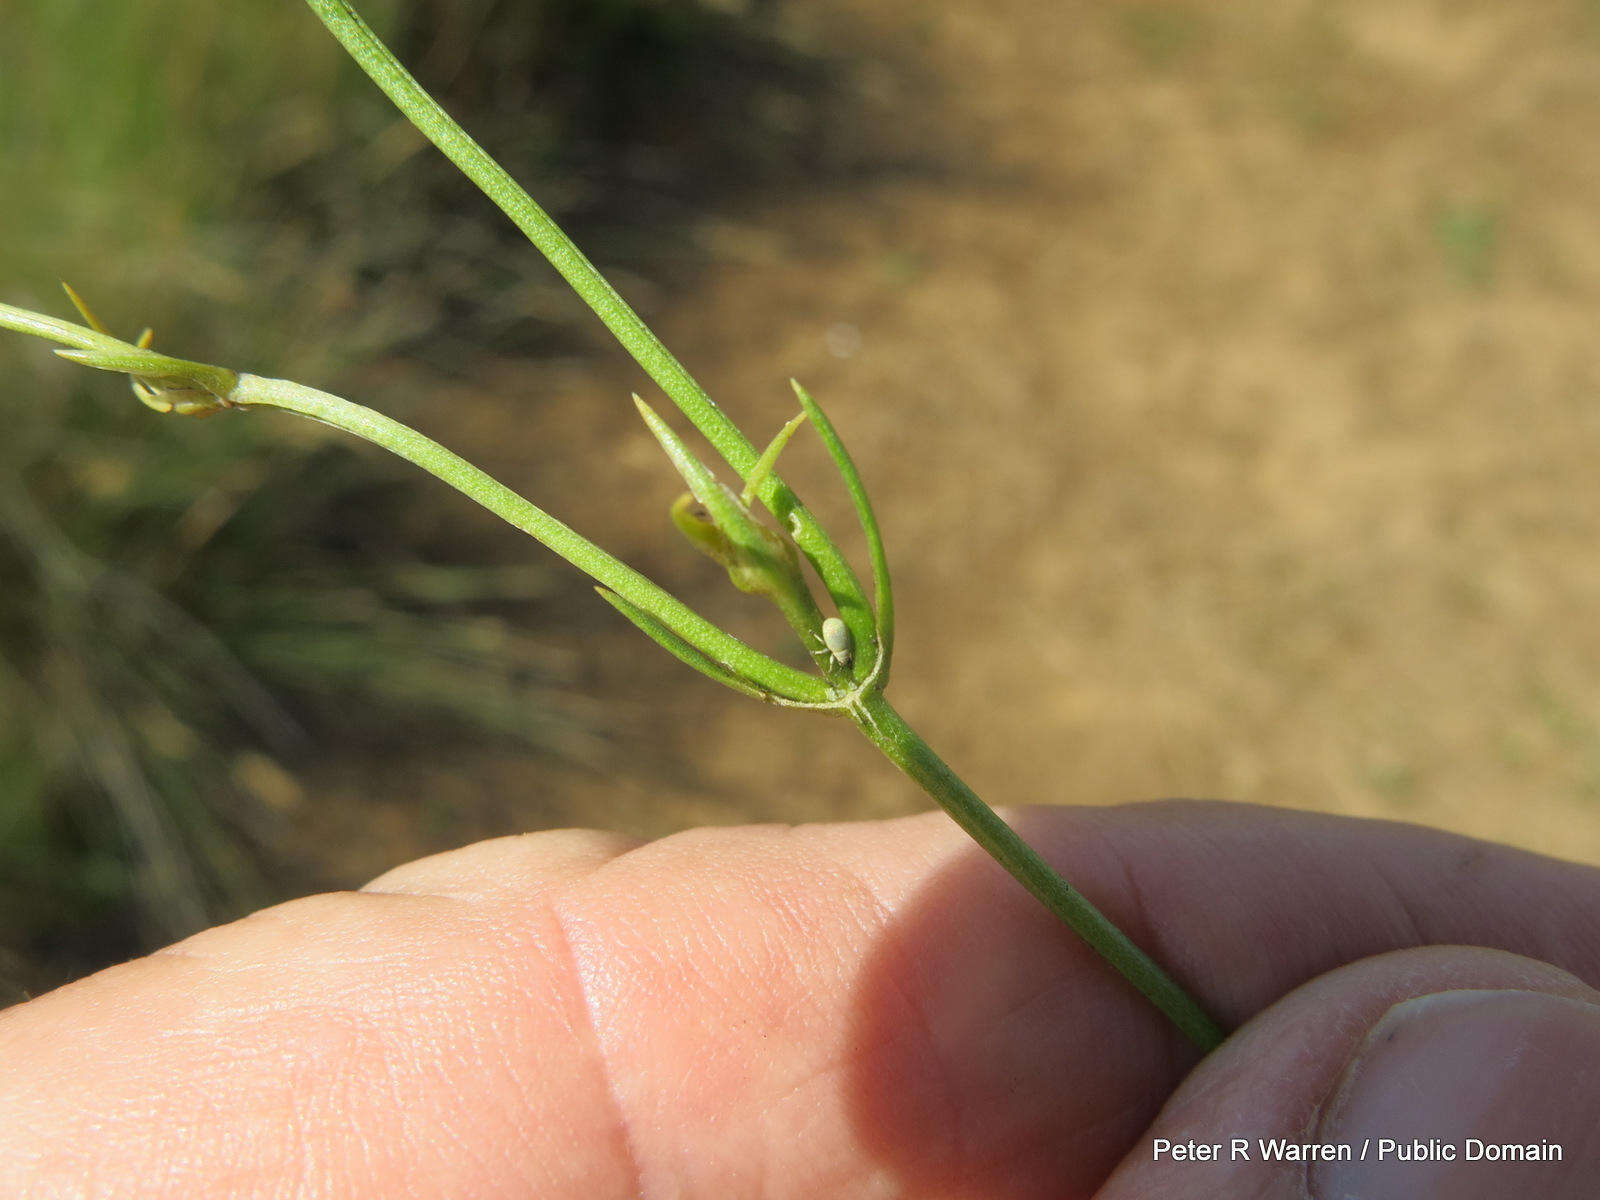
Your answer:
[229,373,830,705]
[6,0,1228,1052]
[300,0,878,662]
[854,691,1225,1051]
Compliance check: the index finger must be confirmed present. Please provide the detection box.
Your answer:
[2,801,1596,1199]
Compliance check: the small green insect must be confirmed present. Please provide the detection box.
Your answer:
[822,617,853,668]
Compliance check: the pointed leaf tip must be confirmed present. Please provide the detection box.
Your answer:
[787,378,894,683]
[60,281,110,334]
[741,407,809,508]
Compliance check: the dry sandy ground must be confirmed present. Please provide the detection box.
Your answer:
[298,0,1600,879]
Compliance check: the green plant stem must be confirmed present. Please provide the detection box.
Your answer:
[4,291,1226,1048]
[229,373,830,705]
[300,0,877,662]
[6,0,1229,1052]
[854,691,1225,1052]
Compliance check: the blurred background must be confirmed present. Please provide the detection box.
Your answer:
[3,0,1599,1000]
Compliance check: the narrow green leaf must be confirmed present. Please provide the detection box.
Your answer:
[230,373,835,705]
[791,380,894,682]
[741,410,808,507]
[300,0,875,680]
[634,395,834,674]
[1,297,240,406]
[0,299,113,351]
[633,395,773,589]
[52,347,238,410]
[632,394,726,516]
[60,281,111,334]
[596,588,782,703]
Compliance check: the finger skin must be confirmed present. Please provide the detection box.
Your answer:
[1,828,646,1199]
[1,802,1597,1199]
[1096,946,1600,1198]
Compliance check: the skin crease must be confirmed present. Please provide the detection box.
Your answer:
[2,801,1599,1199]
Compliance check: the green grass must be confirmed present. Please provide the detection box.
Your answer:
[1432,199,1502,288]
[0,0,825,997]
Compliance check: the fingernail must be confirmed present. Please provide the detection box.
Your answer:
[1311,989,1600,1199]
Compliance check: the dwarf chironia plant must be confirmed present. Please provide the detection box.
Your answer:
[0,0,1224,1051]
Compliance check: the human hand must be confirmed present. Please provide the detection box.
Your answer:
[3,800,1597,1198]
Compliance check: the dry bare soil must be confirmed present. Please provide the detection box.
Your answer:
[297,0,1600,878]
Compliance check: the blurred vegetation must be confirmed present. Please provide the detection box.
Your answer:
[1432,199,1502,288]
[0,0,839,999]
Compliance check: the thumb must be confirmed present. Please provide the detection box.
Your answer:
[1098,945,1600,1198]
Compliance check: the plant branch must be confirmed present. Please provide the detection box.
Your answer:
[227,374,830,704]
[854,691,1226,1051]
[4,0,1231,1051]
[299,0,878,663]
